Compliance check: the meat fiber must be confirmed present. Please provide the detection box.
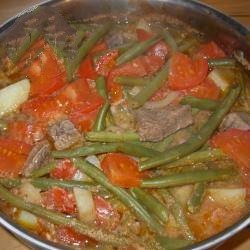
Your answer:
[134,104,193,142]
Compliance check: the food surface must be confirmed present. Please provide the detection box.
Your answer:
[0,5,249,249]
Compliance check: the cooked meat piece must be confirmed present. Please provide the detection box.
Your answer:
[48,119,81,150]
[134,104,193,142]
[219,112,250,131]
[23,140,51,177]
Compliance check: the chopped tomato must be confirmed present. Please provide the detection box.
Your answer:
[136,29,153,41]
[78,56,97,80]
[70,109,100,132]
[195,41,226,60]
[168,52,208,90]
[50,159,77,180]
[0,138,31,177]
[95,49,119,76]
[21,96,66,125]
[187,78,221,100]
[7,121,45,145]
[94,196,120,230]
[42,187,76,214]
[101,153,144,188]
[24,45,66,97]
[211,129,250,199]
[90,41,108,54]
[57,226,94,247]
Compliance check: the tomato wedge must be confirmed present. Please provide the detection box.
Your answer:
[50,159,77,180]
[187,78,221,100]
[211,129,250,199]
[195,41,226,60]
[168,52,208,90]
[7,121,44,145]
[0,138,31,177]
[25,45,66,97]
[101,153,144,188]
[94,195,120,230]
[42,187,76,214]
[78,56,98,80]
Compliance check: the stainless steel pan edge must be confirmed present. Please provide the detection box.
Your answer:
[0,1,249,249]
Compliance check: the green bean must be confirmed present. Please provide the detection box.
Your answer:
[130,188,169,224]
[140,85,241,170]
[0,178,22,188]
[0,184,133,246]
[156,235,192,249]
[162,148,225,169]
[86,131,140,142]
[159,189,195,241]
[208,58,236,68]
[73,158,165,235]
[93,77,110,132]
[141,168,237,188]
[187,182,206,213]
[116,35,160,65]
[73,29,87,47]
[30,162,57,178]
[0,120,7,132]
[117,142,162,158]
[178,38,197,52]
[115,76,149,86]
[67,22,112,81]
[180,96,219,111]
[162,29,178,53]
[52,143,118,158]
[130,61,170,108]
[10,29,41,63]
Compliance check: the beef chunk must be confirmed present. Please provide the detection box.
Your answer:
[134,104,193,142]
[48,120,81,150]
[219,112,250,131]
[23,140,51,177]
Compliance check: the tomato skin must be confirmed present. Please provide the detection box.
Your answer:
[195,41,226,60]
[136,28,153,41]
[211,129,250,199]
[56,226,94,247]
[50,159,77,180]
[187,78,221,100]
[7,121,44,145]
[94,196,120,230]
[25,45,66,97]
[0,138,31,177]
[168,52,208,90]
[101,153,143,188]
[95,49,119,76]
[78,56,97,80]
[42,187,76,214]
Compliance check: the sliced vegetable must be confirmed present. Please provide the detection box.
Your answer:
[181,96,219,111]
[16,210,39,230]
[0,79,30,117]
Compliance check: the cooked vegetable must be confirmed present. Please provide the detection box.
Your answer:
[140,85,241,170]
[208,58,236,68]
[0,79,30,117]
[115,75,149,86]
[116,35,160,65]
[73,158,165,235]
[141,168,237,188]
[180,96,219,111]
[16,210,39,230]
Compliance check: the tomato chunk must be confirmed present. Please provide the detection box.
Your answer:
[211,129,250,199]
[25,45,66,97]
[42,187,76,214]
[168,52,208,90]
[94,196,120,230]
[101,153,144,188]
[0,138,31,177]
[50,159,77,180]
[57,226,94,247]
[187,78,221,100]
[136,28,153,41]
[78,56,97,80]
[195,41,226,60]
[7,121,44,145]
